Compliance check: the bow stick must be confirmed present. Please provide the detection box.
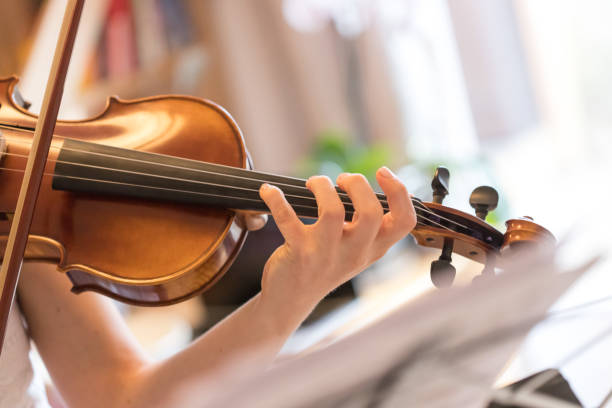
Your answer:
[0,0,84,355]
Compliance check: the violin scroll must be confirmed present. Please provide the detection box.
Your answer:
[502,216,556,253]
[413,168,555,287]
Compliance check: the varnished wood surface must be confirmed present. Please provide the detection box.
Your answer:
[411,227,495,264]
[503,218,556,250]
[0,76,248,305]
[411,201,503,264]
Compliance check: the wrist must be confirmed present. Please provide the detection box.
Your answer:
[258,287,320,337]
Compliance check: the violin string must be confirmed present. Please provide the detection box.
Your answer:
[1,133,393,203]
[0,156,465,236]
[6,147,465,231]
[0,134,451,224]
[0,165,457,234]
[0,148,466,230]
[0,135,470,230]
[1,149,437,223]
[0,151,391,211]
[2,133,391,208]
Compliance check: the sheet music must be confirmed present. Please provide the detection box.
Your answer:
[178,254,592,408]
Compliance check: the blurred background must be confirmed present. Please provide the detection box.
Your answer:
[2,0,612,406]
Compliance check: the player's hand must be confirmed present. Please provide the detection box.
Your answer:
[259,167,416,307]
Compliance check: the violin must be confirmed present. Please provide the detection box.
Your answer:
[0,75,555,306]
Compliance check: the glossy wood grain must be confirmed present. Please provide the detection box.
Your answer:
[503,217,556,250]
[411,201,503,264]
[0,76,248,305]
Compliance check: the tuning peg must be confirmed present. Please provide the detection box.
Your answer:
[469,186,499,220]
[472,255,495,284]
[431,259,456,288]
[430,238,456,288]
[431,166,450,204]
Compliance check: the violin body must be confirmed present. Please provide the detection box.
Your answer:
[0,75,555,305]
[0,76,249,305]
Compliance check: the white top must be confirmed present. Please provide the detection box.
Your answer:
[0,302,50,408]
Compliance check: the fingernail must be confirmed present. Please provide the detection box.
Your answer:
[260,183,270,192]
[379,166,394,178]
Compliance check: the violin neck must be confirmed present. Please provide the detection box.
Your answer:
[52,139,383,220]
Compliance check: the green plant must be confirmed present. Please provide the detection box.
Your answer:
[297,129,392,189]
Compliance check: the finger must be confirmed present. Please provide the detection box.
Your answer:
[374,166,416,248]
[306,175,345,236]
[235,211,269,231]
[336,173,383,239]
[259,184,304,244]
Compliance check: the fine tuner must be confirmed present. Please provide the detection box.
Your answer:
[424,166,553,288]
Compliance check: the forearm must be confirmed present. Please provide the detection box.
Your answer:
[131,291,318,407]
[20,261,317,408]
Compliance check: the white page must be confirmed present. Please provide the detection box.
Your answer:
[173,254,592,408]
